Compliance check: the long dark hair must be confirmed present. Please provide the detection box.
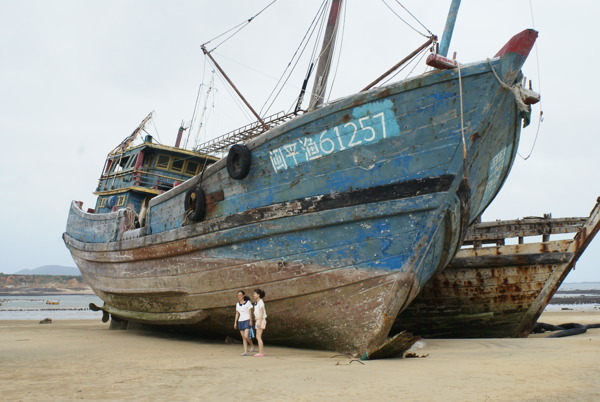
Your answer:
[238,290,250,302]
[254,288,266,299]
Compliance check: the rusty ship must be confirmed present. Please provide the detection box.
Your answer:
[394,199,600,338]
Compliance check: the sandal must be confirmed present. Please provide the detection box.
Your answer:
[253,353,265,357]
[241,353,250,356]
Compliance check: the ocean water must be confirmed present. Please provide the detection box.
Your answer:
[556,282,600,291]
[2,284,598,320]
[0,294,105,320]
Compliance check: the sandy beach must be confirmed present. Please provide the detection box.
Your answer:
[1,311,599,401]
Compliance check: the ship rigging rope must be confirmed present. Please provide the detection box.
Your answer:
[380,0,432,38]
[202,0,279,52]
[186,58,209,148]
[260,1,329,116]
[392,0,433,36]
[517,0,544,161]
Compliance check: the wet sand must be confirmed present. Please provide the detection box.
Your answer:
[1,311,599,401]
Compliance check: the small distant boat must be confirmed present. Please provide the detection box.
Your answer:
[63,1,539,355]
[394,199,600,338]
[46,300,60,305]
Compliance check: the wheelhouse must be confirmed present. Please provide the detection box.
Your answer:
[93,135,217,215]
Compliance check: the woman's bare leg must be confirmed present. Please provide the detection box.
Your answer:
[256,328,264,354]
[240,330,248,354]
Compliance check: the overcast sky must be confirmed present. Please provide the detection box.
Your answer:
[0,1,598,282]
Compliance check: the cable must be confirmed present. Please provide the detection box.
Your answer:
[260,1,328,115]
[150,116,162,144]
[380,0,430,38]
[393,0,433,36]
[202,0,279,51]
[186,58,208,148]
[517,0,544,161]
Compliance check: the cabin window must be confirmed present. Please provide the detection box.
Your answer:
[185,161,199,176]
[156,154,170,169]
[116,195,126,207]
[108,159,119,173]
[124,155,136,169]
[119,156,131,169]
[171,158,184,173]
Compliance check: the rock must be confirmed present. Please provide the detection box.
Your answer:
[39,318,52,324]
[224,336,241,344]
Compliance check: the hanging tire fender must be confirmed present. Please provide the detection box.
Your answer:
[185,186,206,222]
[227,144,251,180]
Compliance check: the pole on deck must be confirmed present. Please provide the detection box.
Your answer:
[361,36,436,92]
[438,0,461,57]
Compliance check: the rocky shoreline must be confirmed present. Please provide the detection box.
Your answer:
[0,274,93,295]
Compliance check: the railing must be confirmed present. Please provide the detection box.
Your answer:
[96,169,190,193]
[462,216,587,248]
[195,111,299,155]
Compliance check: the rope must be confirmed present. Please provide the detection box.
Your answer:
[380,0,430,38]
[110,206,139,242]
[487,59,529,113]
[517,0,544,161]
[456,63,467,161]
[202,0,279,52]
[393,0,433,36]
[186,58,209,148]
[260,0,328,115]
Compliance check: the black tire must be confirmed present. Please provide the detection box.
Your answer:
[547,325,587,338]
[227,144,251,180]
[185,186,206,222]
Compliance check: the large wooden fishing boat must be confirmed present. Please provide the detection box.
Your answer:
[394,199,600,338]
[63,1,539,356]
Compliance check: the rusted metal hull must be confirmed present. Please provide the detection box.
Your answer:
[64,31,537,355]
[394,200,600,338]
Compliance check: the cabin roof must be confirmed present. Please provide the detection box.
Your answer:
[108,141,219,162]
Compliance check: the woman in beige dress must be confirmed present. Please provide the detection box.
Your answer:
[252,289,267,357]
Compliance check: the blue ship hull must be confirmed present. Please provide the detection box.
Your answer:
[64,30,537,355]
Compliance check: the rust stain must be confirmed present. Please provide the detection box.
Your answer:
[375,88,392,99]
[206,189,224,204]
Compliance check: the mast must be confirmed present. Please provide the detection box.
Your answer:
[201,45,269,131]
[438,0,461,57]
[308,0,343,111]
[174,121,187,148]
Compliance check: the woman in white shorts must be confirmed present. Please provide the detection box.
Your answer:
[252,288,267,357]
